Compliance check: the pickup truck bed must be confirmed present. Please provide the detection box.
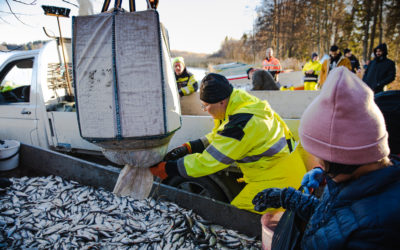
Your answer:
[1,143,261,238]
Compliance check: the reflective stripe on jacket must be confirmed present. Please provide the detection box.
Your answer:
[262,57,282,72]
[302,60,322,83]
[175,68,198,96]
[177,89,293,183]
[262,57,282,81]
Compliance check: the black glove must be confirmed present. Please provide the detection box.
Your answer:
[164,143,191,161]
[252,188,286,212]
[0,178,12,189]
[254,187,320,222]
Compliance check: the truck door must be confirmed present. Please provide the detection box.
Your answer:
[0,58,39,145]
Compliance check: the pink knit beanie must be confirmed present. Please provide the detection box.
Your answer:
[299,67,389,165]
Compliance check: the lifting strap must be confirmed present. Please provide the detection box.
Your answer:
[101,0,158,13]
[129,0,136,11]
[101,0,122,12]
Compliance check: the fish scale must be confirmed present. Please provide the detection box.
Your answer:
[0,176,261,249]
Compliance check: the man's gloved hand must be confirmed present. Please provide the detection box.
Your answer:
[149,162,168,180]
[252,188,285,212]
[301,167,324,194]
[164,143,191,161]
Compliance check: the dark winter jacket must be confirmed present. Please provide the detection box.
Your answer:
[363,43,396,93]
[347,54,360,73]
[251,70,280,90]
[283,160,400,250]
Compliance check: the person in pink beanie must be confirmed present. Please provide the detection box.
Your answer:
[252,67,400,249]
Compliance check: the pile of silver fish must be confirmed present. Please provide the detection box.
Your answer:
[0,176,261,249]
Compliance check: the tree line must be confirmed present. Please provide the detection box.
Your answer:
[0,41,46,52]
[213,0,400,65]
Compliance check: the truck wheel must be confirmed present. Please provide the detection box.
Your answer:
[164,176,229,203]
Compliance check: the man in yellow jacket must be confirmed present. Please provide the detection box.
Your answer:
[150,73,305,213]
[319,45,352,87]
[302,52,322,90]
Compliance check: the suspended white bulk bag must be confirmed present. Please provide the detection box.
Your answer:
[72,9,181,166]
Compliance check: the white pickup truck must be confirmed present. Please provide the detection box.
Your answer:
[0,39,102,155]
[0,39,319,202]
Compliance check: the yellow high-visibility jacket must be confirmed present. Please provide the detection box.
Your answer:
[177,89,305,213]
[303,60,322,82]
[303,60,322,90]
[175,68,198,96]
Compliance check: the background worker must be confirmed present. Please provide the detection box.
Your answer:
[302,52,321,90]
[246,67,257,81]
[172,57,198,96]
[262,48,282,82]
[343,48,361,74]
[319,45,352,87]
[253,67,400,249]
[251,70,280,90]
[150,73,305,214]
[362,43,396,94]
[246,67,280,90]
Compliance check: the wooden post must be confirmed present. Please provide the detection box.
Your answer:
[56,16,73,96]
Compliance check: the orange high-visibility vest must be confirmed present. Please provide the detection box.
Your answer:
[262,57,282,72]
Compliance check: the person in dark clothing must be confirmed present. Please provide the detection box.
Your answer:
[319,45,352,87]
[251,70,280,90]
[246,68,280,90]
[363,43,396,93]
[374,91,400,155]
[246,67,256,80]
[253,67,400,249]
[344,48,361,73]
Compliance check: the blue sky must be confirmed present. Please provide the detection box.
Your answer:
[0,0,260,54]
